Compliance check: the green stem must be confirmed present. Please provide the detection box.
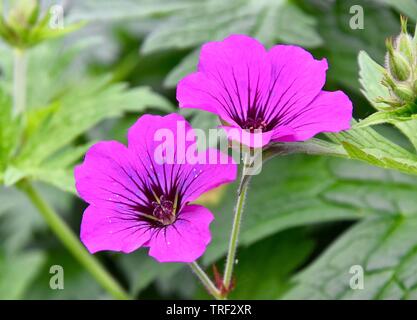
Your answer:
[189,262,222,300]
[223,170,249,291]
[13,49,27,117]
[18,180,131,300]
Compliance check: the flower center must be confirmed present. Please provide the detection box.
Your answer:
[152,195,176,225]
[242,117,267,132]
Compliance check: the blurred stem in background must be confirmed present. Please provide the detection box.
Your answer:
[17,180,131,300]
[12,49,27,117]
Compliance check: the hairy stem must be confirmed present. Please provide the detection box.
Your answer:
[13,49,27,117]
[18,180,131,300]
[189,262,222,300]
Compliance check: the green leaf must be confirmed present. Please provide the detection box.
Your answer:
[284,214,417,299]
[0,37,107,111]
[118,154,417,296]
[10,80,171,193]
[0,250,45,299]
[142,0,321,54]
[115,154,417,297]
[67,0,194,23]
[43,143,94,169]
[253,1,322,48]
[393,120,417,152]
[314,0,398,90]
[174,229,315,299]
[269,126,417,178]
[3,144,92,194]
[381,0,417,21]
[18,81,171,165]
[0,89,18,181]
[3,166,26,186]
[21,168,76,194]
[164,49,199,88]
[355,111,412,128]
[358,50,390,111]
[325,123,417,175]
[0,184,72,252]
[141,0,321,87]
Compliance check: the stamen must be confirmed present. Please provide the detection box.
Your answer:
[172,192,179,216]
[151,189,161,204]
[152,194,176,225]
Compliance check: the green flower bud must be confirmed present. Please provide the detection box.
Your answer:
[397,34,415,63]
[382,72,396,89]
[397,16,416,63]
[0,1,83,49]
[378,17,417,115]
[386,38,412,81]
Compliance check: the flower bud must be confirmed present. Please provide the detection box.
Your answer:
[379,17,417,115]
[7,0,39,30]
[392,83,415,102]
[397,16,415,62]
[0,1,82,49]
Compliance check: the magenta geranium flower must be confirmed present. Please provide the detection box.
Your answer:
[75,114,237,263]
[177,35,353,148]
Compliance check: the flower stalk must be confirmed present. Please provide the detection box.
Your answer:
[12,49,27,117]
[18,180,131,300]
[222,162,250,295]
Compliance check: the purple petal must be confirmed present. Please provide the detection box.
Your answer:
[148,204,213,263]
[176,36,350,147]
[127,113,195,167]
[263,45,328,124]
[75,113,237,260]
[272,90,353,142]
[81,205,151,254]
